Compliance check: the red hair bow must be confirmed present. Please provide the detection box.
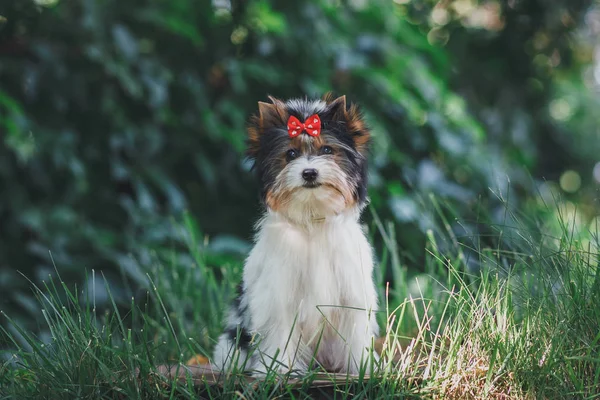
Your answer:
[287,114,321,138]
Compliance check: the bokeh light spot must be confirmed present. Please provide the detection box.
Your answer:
[427,27,450,46]
[549,98,574,121]
[230,26,248,45]
[35,0,59,6]
[431,8,450,26]
[559,170,581,193]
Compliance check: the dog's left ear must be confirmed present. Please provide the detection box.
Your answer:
[325,95,370,154]
[324,95,347,121]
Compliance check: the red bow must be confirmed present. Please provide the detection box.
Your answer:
[287,114,321,138]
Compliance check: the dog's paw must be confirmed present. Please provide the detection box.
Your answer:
[251,359,309,377]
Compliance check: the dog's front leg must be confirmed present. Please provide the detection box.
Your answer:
[337,312,379,375]
[251,328,308,376]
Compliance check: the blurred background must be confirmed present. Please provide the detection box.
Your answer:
[0,0,599,335]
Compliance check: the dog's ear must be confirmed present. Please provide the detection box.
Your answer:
[247,96,288,158]
[259,96,287,127]
[325,95,370,154]
[323,95,347,122]
[327,96,346,121]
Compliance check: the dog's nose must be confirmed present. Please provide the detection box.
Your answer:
[302,168,318,182]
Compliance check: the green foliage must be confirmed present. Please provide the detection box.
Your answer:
[0,0,596,337]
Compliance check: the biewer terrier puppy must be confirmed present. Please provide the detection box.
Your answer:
[213,95,379,375]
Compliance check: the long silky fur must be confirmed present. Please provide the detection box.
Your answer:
[212,95,379,375]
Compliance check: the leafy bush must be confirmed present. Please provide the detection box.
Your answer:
[0,0,595,331]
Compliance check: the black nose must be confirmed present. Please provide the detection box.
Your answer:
[302,168,318,182]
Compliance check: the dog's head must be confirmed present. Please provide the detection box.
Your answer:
[247,95,370,222]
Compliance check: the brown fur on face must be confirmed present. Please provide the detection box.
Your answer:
[290,134,325,155]
[247,95,371,212]
[265,187,293,212]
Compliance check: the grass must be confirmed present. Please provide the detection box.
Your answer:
[1,200,599,399]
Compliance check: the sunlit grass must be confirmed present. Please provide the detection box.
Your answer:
[1,200,599,399]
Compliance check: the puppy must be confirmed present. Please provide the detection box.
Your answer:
[212,95,379,375]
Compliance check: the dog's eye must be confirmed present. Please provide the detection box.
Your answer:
[286,149,299,161]
[321,146,334,155]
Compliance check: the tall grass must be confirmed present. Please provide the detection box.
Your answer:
[1,200,599,399]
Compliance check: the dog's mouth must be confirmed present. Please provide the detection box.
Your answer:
[302,182,322,189]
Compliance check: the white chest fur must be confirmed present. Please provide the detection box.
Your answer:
[242,209,379,372]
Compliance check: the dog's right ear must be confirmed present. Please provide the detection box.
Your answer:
[259,96,287,127]
[248,96,288,159]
